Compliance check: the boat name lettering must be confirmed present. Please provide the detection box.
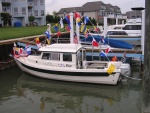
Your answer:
[66,64,72,67]
[43,62,52,66]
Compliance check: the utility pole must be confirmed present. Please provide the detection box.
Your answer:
[142,0,150,112]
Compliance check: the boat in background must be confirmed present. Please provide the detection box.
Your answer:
[89,18,142,46]
[80,35,133,49]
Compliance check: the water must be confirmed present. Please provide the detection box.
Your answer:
[0,65,143,113]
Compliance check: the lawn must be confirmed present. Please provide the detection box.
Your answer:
[0,26,48,40]
[0,25,94,41]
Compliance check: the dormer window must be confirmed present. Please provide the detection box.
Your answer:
[101,5,106,9]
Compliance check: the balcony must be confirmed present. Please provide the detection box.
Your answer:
[107,14,115,18]
[2,0,11,6]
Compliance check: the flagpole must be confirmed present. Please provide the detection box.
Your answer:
[69,12,74,44]
[76,18,80,44]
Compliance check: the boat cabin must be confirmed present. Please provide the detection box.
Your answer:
[39,44,88,69]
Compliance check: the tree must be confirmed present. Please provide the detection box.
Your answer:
[46,14,54,23]
[92,18,97,25]
[0,12,11,26]
[28,16,35,25]
[53,10,58,17]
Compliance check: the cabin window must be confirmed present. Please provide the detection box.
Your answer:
[123,25,141,30]
[42,53,51,59]
[51,53,60,60]
[42,53,60,61]
[107,31,128,35]
[63,53,72,62]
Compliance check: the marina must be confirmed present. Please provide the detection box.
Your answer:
[0,0,149,112]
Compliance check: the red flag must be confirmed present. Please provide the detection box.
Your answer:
[92,38,98,47]
[105,47,110,54]
[85,32,88,38]
[74,12,81,19]
[35,37,40,44]
[66,26,70,31]
[57,32,61,36]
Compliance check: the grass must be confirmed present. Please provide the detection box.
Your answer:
[0,26,48,40]
[0,24,94,41]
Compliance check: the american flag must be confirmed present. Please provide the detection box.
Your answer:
[74,33,78,44]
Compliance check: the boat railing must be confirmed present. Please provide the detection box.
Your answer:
[86,61,108,69]
[51,38,70,44]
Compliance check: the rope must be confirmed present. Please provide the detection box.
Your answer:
[121,72,142,81]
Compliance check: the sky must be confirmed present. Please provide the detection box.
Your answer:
[45,0,145,15]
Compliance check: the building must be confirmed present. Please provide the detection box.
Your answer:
[57,1,127,25]
[126,10,142,19]
[0,0,46,27]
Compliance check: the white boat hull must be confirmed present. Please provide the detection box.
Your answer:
[15,59,120,85]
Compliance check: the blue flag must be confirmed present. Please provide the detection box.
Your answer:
[84,16,89,24]
[44,30,50,39]
[54,24,58,32]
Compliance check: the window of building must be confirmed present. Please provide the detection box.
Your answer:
[22,7,26,14]
[99,10,105,16]
[41,10,44,16]
[14,7,18,14]
[40,0,44,5]
[63,53,72,62]
[110,8,114,11]
[34,10,38,16]
[33,0,37,5]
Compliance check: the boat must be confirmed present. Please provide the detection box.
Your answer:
[14,12,131,85]
[14,43,131,85]
[89,18,142,46]
[80,35,133,49]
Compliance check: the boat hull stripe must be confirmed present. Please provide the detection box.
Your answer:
[21,63,115,76]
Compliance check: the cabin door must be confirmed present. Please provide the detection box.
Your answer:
[82,49,86,69]
[77,50,82,69]
[77,49,86,69]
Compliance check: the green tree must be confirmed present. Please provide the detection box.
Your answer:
[92,18,97,25]
[28,16,35,25]
[53,10,58,17]
[0,12,11,26]
[46,14,53,23]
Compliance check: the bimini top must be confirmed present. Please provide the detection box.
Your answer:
[39,43,83,53]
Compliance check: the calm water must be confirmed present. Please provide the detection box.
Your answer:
[0,65,143,113]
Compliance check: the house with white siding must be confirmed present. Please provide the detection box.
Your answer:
[57,1,127,25]
[0,0,46,27]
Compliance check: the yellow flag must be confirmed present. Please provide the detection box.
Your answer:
[80,24,87,34]
[76,17,80,23]
[47,39,51,45]
[107,63,116,75]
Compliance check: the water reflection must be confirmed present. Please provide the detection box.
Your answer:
[0,66,142,113]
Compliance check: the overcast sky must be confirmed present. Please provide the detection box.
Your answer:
[45,0,145,15]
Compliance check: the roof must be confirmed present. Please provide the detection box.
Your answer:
[105,4,114,12]
[58,7,83,14]
[82,1,105,11]
[114,6,121,13]
[39,44,83,53]
[57,1,121,14]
